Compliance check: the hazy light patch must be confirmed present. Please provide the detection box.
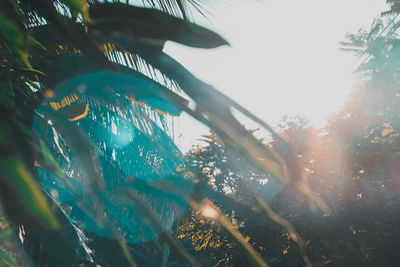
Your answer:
[115,127,134,146]
[200,203,219,220]
[164,0,387,152]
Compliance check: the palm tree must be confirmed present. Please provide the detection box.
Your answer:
[340,16,400,76]
[0,0,322,266]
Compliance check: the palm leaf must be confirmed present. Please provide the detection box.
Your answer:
[121,187,200,267]
[32,54,188,116]
[40,106,105,191]
[0,119,60,231]
[88,3,228,49]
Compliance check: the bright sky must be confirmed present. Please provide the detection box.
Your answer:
[164,0,387,151]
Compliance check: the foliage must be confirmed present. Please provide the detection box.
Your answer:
[0,0,308,266]
[175,107,400,266]
[172,10,400,264]
[173,132,309,266]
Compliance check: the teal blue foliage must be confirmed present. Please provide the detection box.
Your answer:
[45,69,181,116]
[34,71,192,244]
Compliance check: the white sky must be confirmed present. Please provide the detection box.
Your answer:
[164,0,387,152]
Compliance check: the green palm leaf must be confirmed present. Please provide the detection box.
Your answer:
[89,3,228,49]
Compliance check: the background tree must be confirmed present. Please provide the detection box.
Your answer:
[174,5,400,267]
[176,107,400,266]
